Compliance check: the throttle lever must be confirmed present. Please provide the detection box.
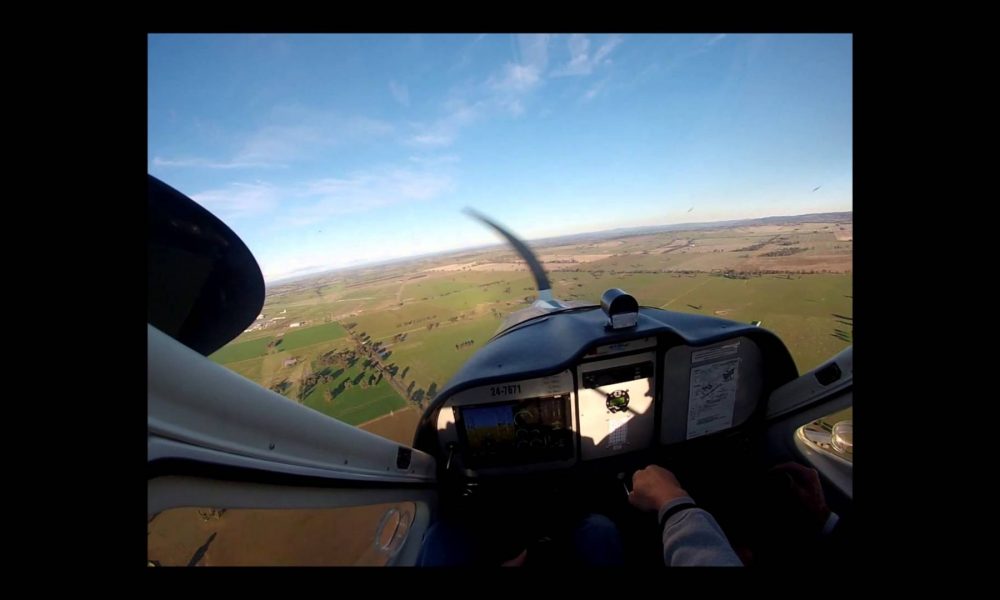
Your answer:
[618,472,632,499]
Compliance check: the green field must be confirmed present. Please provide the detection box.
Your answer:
[225,356,265,382]
[387,317,504,395]
[636,273,851,373]
[210,336,273,363]
[300,356,407,426]
[281,322,348,351]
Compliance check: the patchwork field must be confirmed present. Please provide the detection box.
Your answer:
[211,213,852,443]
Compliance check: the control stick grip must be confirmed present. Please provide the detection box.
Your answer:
[618,472,632,498]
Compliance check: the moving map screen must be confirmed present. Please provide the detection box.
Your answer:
[459,394,573,467]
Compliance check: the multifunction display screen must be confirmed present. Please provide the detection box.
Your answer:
[459,394,573,467]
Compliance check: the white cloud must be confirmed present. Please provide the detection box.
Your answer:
[190,163,456,229]
[706,33,727,47]
[553,34,623,77]
[287,166,454,225]
[237,113,393,164]
[407,99,485,147]
[389,80,410,107]
[582,78,609,103]
[562,34,591,76]
[153,108,394,170]
[408,154,460,165]
[409,132,456,147]
[409,34,553,146]
[451,34,489,72]
[516,34,550,73]
[152,156,285,169]
[191,182,280,220]
[232,125,321,163]
[593,35,623,64]
[490,63,542,93]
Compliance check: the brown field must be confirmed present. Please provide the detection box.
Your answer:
[358,406,421,445]
[742,253,852,272]
[468,262,528,271]
[426,254,616,273]
[148,502,414,566]
[423,261,479,272]
[540,253,613,263]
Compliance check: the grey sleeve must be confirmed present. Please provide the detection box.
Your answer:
[658,496,743,567]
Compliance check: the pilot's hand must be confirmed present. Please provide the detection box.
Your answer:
[765,462,830,533]
[629,465,689,512]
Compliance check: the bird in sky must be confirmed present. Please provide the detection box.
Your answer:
[812,186,822,192]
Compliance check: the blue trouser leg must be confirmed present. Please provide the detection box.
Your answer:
[415,519,480,566]
[416,512,624,566]
[571,513,625,566]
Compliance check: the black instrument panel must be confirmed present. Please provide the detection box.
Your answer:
[414,305,799,477]
[436,333,769,474]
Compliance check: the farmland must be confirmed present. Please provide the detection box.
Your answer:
[210,212,852,443]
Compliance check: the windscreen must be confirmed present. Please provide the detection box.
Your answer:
[149,33,852,447]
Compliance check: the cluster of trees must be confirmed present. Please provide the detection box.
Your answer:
[455,339,475,350]
[405,381,438,407]
[269,379,291,395]
[713,266,842,280]
[299,370,331,400]
[397,315,438,328]
[319,348,356,368]
[760,246,809,258]
[733,242,769,252]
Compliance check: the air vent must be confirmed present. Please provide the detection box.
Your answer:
[396,447,412,470]
[815,362,842,386]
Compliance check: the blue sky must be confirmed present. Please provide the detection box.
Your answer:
[148,34,852,282]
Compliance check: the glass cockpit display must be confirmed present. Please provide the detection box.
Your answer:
[459,394,572,467]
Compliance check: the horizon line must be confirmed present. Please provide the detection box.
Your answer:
[264,209,853,285]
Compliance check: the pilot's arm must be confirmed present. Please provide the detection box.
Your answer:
[630,465,743,567]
